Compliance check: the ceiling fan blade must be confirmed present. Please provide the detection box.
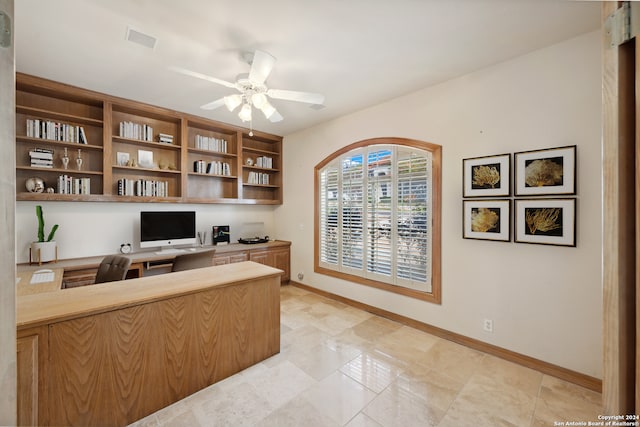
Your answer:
[248,50,276,85]
[169,66,237,89]
[269,109,283,123]
[200,97,226,110]
[267,89,325,105]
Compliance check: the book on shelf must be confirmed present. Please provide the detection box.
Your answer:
[57,175,91,195]
[26,119,87,144]
[119,121,153,142]
[117,178,169,197]
[29,149,54,160]
[255,156,273,169]
[247,171,269,185]
[195,134,227,153]
[158,133,174,144]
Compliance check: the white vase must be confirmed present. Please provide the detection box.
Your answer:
[31,241,57,263]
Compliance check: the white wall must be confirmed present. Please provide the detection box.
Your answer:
[276,31,602,378]
[15,201,277,262]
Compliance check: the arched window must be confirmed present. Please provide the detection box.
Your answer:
[315,137,441,303]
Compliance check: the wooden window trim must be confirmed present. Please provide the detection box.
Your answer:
[314,137,441,304]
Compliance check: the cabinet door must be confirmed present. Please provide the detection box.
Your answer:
[271,248,290,283]
[17,334,39,426]
[249,250,271,266]
[213,250,249,265]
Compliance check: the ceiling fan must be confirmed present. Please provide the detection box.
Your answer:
[171,50,325,126]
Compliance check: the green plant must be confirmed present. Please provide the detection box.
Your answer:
[35,205,59,242]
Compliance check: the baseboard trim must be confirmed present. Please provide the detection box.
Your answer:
[288,281,602,393]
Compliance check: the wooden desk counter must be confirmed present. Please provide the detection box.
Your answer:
[16,268,63,296]
[17,261,282,427]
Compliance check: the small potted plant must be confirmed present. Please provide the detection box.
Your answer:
[31,205,59,263]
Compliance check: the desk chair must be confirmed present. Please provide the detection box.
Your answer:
[95,255,132,284]
[171,249,216,272]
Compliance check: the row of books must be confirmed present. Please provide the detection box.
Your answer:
[57,175,91,195]
[255,156,273,169]
[26,119,88,144]
[195,135,228,153]
[193,160,231,176]
[247,171,270,185]
[29,148,54,168]
[119,121,153,142]
[117,178,169,197]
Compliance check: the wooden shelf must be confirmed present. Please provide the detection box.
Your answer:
[16,105,103,127]
[15,73,283,204]
[17,166,103,176]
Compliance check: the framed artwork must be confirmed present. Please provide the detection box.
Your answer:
[137,149,154,168]
[514,198,576,246]
[463,154,510,197]
[514,145,576,196]
[116,152,129,166]
[462,199,511,242]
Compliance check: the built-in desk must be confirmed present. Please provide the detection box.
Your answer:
[17,261,282,426]
[16,240,291,287]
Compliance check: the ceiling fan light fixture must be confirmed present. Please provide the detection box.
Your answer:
[252,92,268,109]
[238,103,252,122]
[260,101,276,119]
[224,94,242,112]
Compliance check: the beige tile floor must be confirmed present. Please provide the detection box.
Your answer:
[130,285,602,427]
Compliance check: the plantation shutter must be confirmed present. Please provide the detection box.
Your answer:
[366,148,393,281]
[396,148,431,290]
[341,153,364,271]
[319,167,339,266]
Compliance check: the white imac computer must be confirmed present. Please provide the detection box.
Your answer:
[140,211,196,254]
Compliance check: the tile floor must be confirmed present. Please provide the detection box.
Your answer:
[130,285,602,427]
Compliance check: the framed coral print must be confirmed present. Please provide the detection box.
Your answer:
[514,145,576,196]
[462,199,511,242]
[514,198,576,246]
[463,154,510,197]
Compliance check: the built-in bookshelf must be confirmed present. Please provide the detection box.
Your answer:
[241,132,282,204]
[14,73,283,204]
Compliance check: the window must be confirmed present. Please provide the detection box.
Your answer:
[315,138,441,303]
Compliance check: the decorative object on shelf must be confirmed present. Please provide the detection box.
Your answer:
[514,198,576,246]
[197,231,207,247]
[137,149,154,168]
[170,50,325,130]
[30,205,59,264]
[245,157,254,166]
[514,145,576,196]
[462,153,510,198]
[462,199,511,242]
[119,243,132,254]
[25,177,45,193]
[212,225,230,245]
[62,147,70,170]
[45,187,55,193]
[76,148,83,170]
[116,152,130,166]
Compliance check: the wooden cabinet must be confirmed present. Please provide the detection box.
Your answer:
[15,73,283,205]
[17,327,47,427]
[213,242,290,283]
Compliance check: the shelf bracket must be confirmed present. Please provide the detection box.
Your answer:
[605,1,640,48]
[0,11,11,48]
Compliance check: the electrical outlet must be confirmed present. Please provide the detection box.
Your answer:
[483,319,494,333]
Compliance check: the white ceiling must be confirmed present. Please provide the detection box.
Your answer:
[15,0,600,136]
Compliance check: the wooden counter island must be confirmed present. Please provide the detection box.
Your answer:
[17,261,282,427]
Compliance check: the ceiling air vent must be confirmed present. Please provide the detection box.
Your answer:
[125,27,157,49]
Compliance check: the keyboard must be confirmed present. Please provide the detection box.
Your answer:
[154,248,186,255]
[31,271,55,284]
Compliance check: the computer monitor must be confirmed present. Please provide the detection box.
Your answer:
[140,211,196,251]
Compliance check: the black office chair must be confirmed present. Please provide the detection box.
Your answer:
[171,249,216,272]
[94,255,132,284]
